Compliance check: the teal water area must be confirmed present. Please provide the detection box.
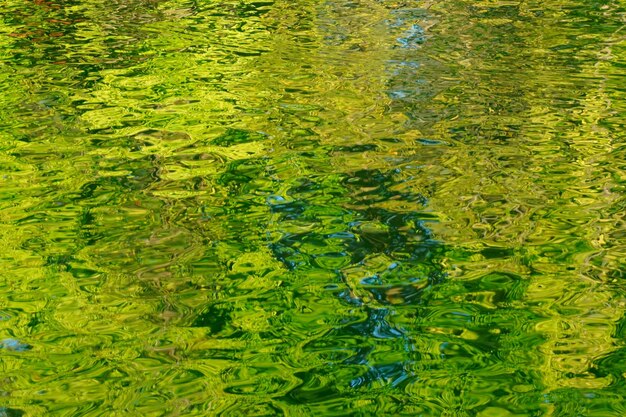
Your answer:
[1,0,626,415]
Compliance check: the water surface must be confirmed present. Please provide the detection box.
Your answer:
[1,0,626,415]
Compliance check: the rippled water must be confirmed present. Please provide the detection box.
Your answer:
[1,0,625,415]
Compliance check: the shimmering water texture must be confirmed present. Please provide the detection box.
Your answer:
[1,0,626,415]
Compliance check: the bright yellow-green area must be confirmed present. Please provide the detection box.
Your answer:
[1,0,626,416]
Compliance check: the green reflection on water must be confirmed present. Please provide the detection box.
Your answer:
[1,0,625,415]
